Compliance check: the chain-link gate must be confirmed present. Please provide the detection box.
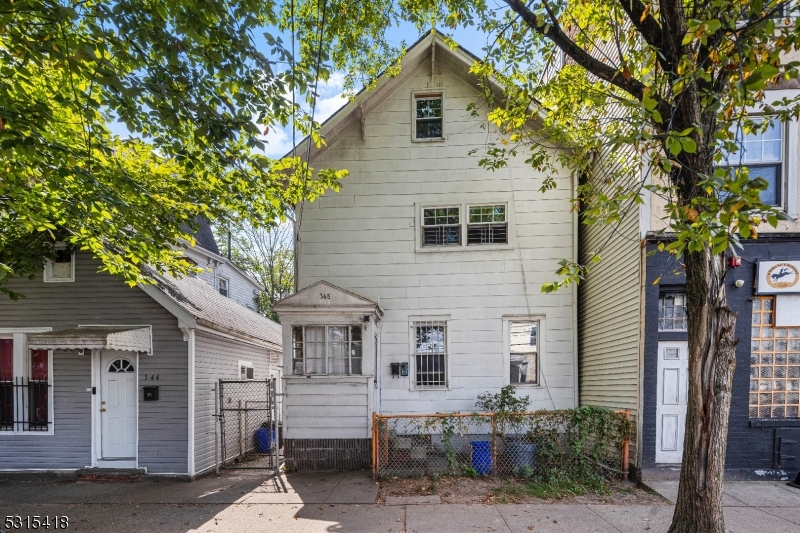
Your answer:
[218,379,281,470]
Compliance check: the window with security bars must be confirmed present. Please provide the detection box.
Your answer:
[468,205,508,245]
[659,292,688,331]
[750,296,800,419]
[414,95,443,139]
[413,321,447,388]
[1,340,51,432]
[422,207,460,246]
[291,325,362,376]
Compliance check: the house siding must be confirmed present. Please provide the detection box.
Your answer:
[193,331,275,475]
[296,53,577,414]
[577,153,643,466]
[0,252,189,474]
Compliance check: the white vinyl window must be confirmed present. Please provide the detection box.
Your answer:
[218,277,229,297]
[291,325,363,375]
[721,118,783,207]
[412,321,448,389]
[468,205,508,245]
[509,321,538,385]
[413,94,443,140]
[422,207,460,247]
[239,360,254,380]
[43,250,74,283]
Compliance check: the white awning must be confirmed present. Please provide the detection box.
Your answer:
[27,327,152,354]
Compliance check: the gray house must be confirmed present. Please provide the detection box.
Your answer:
[0,240,281,479]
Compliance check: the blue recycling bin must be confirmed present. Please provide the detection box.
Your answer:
[255,428,276,453]
[471,441,492,475]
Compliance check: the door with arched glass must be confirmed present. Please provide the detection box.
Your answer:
[100,351,137,461]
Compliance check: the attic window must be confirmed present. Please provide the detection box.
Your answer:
[414,94,443,140]
[44,249,75,283]
[218,277,229,297]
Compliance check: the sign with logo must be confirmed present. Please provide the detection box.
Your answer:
[756,260,800,294]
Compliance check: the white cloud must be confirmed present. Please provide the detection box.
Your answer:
[260,126,295,158]
[315,93,348,122]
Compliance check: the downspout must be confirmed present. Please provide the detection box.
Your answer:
[185,328,196,477]
[572,167,580,408]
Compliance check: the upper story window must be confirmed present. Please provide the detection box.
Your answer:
[44,249,74,283]
[468,205,508,245]
[509,321,538,385]
[414,94,443,140]
[422,207,461,247]
[721,118,783,207]
[218,277,229,297]
[291,325,362,376]
[659,292,688,331]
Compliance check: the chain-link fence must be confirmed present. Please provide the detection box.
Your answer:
[372,409,630,482]
[219,379,280,470]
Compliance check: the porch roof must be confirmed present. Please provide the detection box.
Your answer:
[27,326,152,354]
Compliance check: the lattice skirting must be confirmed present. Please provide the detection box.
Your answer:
[284,438,371,471]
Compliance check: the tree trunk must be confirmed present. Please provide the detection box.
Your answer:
[668,246,738,533]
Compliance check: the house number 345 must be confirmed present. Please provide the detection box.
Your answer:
[320,293,330,300]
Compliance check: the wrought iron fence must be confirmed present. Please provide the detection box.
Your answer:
[0,377,52,432]
[218,378,281,470]
[372,409,630,482]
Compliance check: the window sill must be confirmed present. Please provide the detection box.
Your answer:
[415,244,514,253]
[0,430,55,436]
[285,374,372,381]
[412,137,446,143]
[749,419,800,428]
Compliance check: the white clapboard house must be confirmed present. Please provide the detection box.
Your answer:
[273,32,579,470]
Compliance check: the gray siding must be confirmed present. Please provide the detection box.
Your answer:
[193,332,274,475]
[0,253,189,474]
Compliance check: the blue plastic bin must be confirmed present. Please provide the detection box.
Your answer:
[471,441,492,475]
[255,428,276,453]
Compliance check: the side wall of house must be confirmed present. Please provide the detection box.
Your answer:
[297,54,577,414]
[193,332,274,475]
[577,153,643,468]
[0,253,189,474]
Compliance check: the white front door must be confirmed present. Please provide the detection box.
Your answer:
[655,341,688,463]
[100,351,137,461]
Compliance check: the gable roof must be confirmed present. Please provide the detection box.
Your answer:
[273,280,383,315]
[287,31,547,163]
[141,271,282,348]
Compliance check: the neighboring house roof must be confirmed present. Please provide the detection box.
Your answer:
[191,217,220,255]
[142,271,282,348]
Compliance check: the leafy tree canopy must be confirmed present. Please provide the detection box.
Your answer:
[0,0,355,298]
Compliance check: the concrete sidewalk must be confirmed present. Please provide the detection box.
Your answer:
[1,472,799,532]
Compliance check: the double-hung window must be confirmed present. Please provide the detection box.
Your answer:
[413,321,448,389]
[468,205,508,245]
[0,338,52,433]
[414,94,443,140]
[509,321,538,385]
[292,325,362,375]
[422,207,461,247]
[659,292,688,331]
[218,278,229,297]
[721,118,783,207]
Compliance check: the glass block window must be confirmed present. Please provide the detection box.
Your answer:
[468,205,508,245]
[750,296,800,419]
[720,118,783,206]
[659,293,688,331]
[422,207,460,246]
[291,325,362,376]
[414,95,443,139]
[509,321,538,384]
[413,321,447,389]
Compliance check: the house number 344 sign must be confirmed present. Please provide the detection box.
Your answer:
[756,260,800,294]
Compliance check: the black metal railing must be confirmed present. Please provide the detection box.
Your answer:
[0,377,51,432]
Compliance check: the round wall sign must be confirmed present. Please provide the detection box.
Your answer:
[766,263,800,290]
